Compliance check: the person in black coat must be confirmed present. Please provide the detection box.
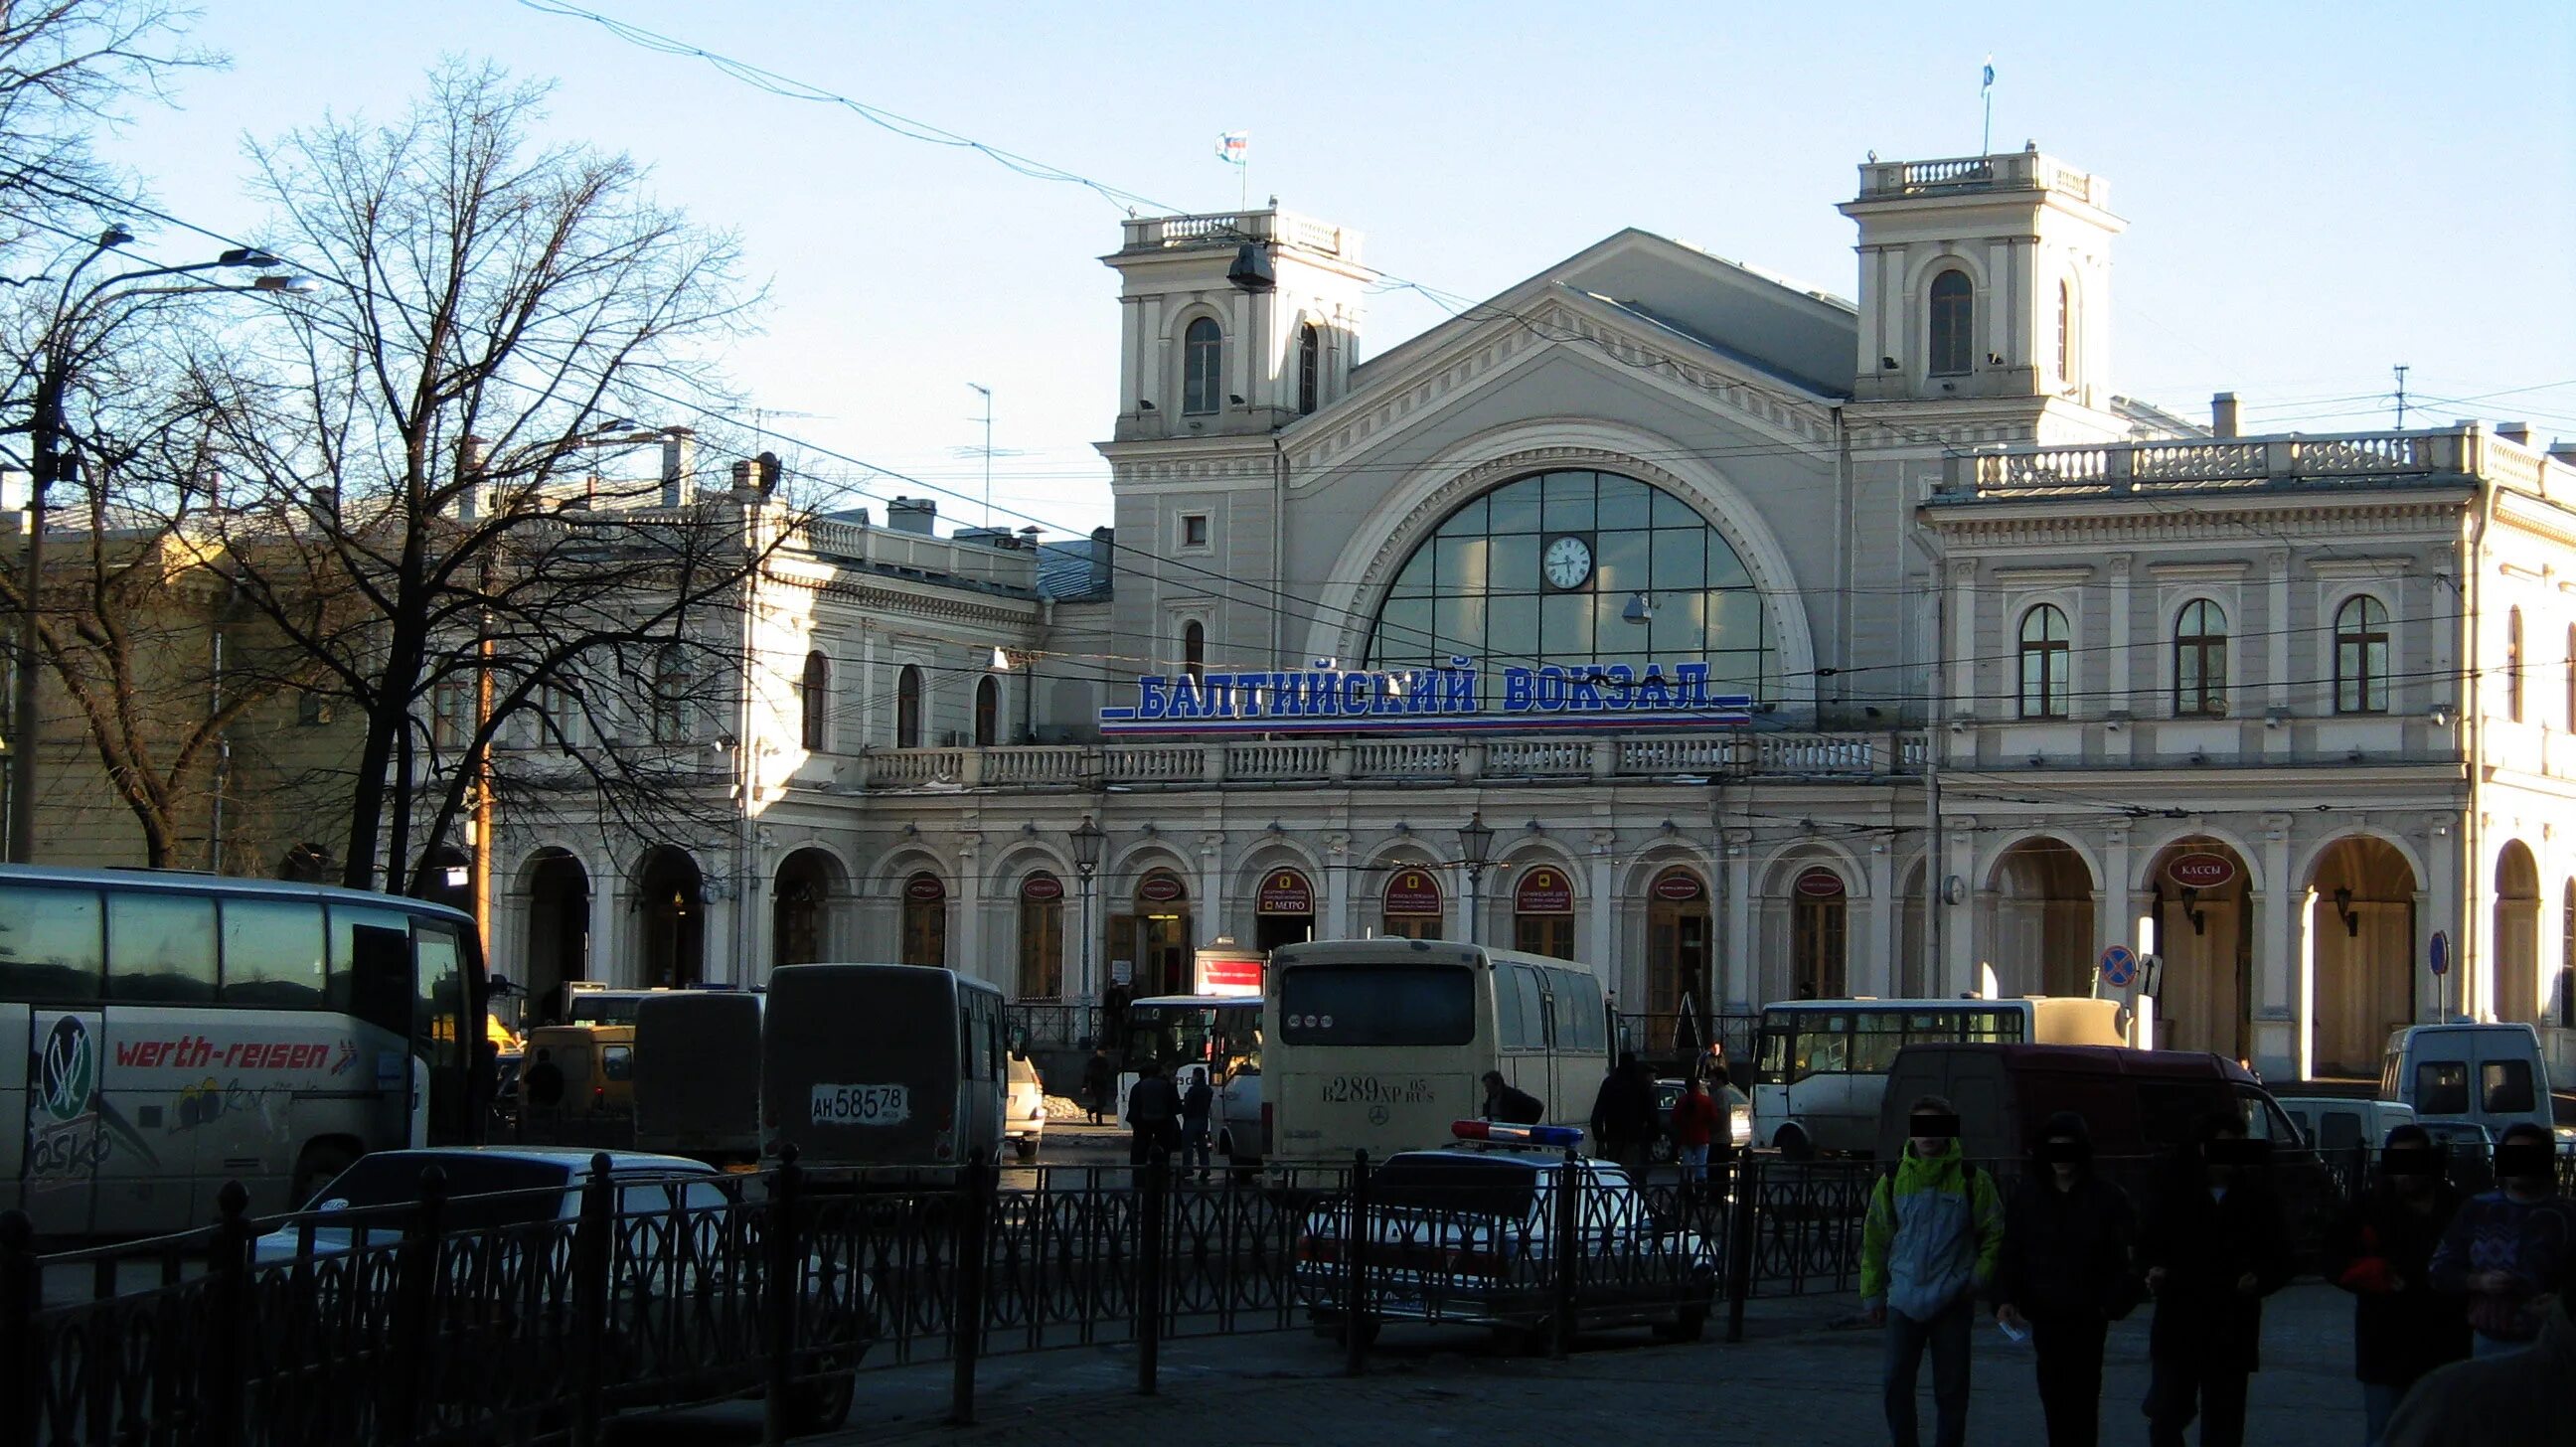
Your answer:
[2328,1125,2472,1446]
[2137,1112,2296,1447]
[1992,1111,2139,1447]
[1480,1070,1544,1125]
[1586,1051,1659,1172]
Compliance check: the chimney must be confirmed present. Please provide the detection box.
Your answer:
[2211,393,2239,439]
[1090,525,1114,592]
[2496,421,2532,446]
[888,496,938,536]
[728,459,754,492]
[660,426,695,507]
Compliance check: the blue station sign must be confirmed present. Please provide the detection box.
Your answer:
[1098,660,1753,737]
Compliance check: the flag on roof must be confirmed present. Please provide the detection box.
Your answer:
[1982,57,1995,91]
[1215,131,1250,166]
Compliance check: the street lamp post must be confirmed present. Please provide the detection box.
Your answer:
[6,234,304,862]
[1457,811,1495,946]
[1071,814,1106,1032]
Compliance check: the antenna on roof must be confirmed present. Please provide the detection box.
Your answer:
[2393,365,2410,429]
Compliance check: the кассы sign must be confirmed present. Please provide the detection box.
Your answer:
[1100,659,1751,737]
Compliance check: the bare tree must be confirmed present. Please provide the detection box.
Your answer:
[196,60,771,893]
[0,1,221,258]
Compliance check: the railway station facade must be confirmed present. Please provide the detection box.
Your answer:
[485,148,2576,1085]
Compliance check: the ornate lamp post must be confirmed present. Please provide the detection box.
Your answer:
[1070,814,1106,1013]
[1457,811,1495,946]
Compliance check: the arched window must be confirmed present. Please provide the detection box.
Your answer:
[2334,596,2390,715]
[895,664,924,747]
[1297,323,1322,415]
[973,675,1000,746]
[800,650,830,750]
[2017,604,2070,719]
[1183,619,1206,683]
[2505,606,2524,723]
[1927,269,1975,378]
[2055,280,2072,382]
[2173,599,2227,717]
[1183,317,1223,415]
[650,645,691,743]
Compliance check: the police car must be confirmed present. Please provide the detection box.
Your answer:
[1293,1121,1718,1347]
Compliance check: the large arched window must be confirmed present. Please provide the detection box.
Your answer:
[2055,280,2073,383]
[1182,317,1222,415]
[895,664,924,747]
[1928,269,1975,378]
[2173,599,2226,718]
[1183,619,1206,683]
[2505,606,2524,723]
[1362,468,1772,702]
[1297,324,1322,415]
[2017,604,2070,719]
[2334,596,2390,715]
[800,650,830,750]
[973,675,1000,746]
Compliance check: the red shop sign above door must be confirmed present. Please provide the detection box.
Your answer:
[1137,871,1189,904]
[1256,869,1315,915]
[2167,853,2237,889]
[1515,868,1574,915]
[1384,869,1445,916]
[903,873,947,902]
[1794,868,1847,899]
[1652,870,1704,902]
[1020,873,1063,902]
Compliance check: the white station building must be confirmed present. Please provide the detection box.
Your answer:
[487,146,2576,1085]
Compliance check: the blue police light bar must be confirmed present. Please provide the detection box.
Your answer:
[1451,1119,1584,1148]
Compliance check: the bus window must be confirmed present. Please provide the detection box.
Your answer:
[414,921,468,1066]
[1755,1026,1789,1082]
[1544,968,1605,1053]
[1511,967,1547,1048]
[602,1044,633,1082]
[2415,1062,2470,1116]
[333,906,414,1039]
[1795,1015,1852,1080]
[1852,1012,1905,1073]
[1905,1012,1957,1046]
[221,898,327,1008]
[0,884,101,1002]
[1495,963,1528,1045]
[107,893,217,1002]
[1279,963,1474,1046]
[1966,1010,2016,1044]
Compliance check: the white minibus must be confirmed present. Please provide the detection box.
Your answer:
[1752,996,2128,1157]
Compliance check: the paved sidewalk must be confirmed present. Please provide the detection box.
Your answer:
[773,1283,2369,1447]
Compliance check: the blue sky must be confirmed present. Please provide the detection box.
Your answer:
[87,1,2576,539]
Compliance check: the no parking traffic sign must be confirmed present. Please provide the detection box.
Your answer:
[2099,943,2139,989]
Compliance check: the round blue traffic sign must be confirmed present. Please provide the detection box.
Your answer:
[2099,943,2139,989]
[2429,930,2450,978]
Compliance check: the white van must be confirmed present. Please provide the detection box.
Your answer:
[2379,1023,2553,1142]
[2274,1095,2416,1156]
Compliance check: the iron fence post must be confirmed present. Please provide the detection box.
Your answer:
[1136,1150,1166,1396]
[1343,1151,1370,1375]
[204,1182,255,1447]
[0,1210,36,1447]
[949,1150,991,1425]
[1551,1147,1581,1359]
[568,1152,613,1447]
[1724,1155,1758,1344]
[761,1145,802,1447]
[390,1165,448,1447]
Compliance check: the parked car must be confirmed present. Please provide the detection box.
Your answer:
[1006,1053,1047,1162]
[2417,1120,2497,1193]
[256,1147,867,1435]
[1649,1078,1754,1162]
[1292,1122,1716,1349]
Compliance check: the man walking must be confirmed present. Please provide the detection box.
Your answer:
[1180,1065,1215,1181]
[1992,1112,2138,1447]
[1080,1045,1115,1126]
[1480,1070,1544,1125]
[1587,1050,1659,1174]
[2428,1120,2576,1358]
[1670,1075,1720,1200]
[1859,1095,2005,1447]
[2329,1125,2471,1445]
[1124,1058,1181,1167]
[2138,1114,2295,1447]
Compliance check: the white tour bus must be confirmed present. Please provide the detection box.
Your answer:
[1,865,490,1236]
[1751,996,2129,1157]
[1118,994,1264,1167]
[760,964,1007,1172]
[1263,938,1613,1171]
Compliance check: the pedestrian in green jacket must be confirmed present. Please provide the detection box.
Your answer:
[1860,1095,2006,1447]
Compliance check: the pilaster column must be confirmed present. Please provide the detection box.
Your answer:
[955,832,984,987]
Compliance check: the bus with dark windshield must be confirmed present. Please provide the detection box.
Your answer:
[1120,994,1263,1168]
[0,865,488,1236]
[1263,939,1611,1170]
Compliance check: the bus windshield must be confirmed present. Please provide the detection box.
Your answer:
[1279,963,1475,1046]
